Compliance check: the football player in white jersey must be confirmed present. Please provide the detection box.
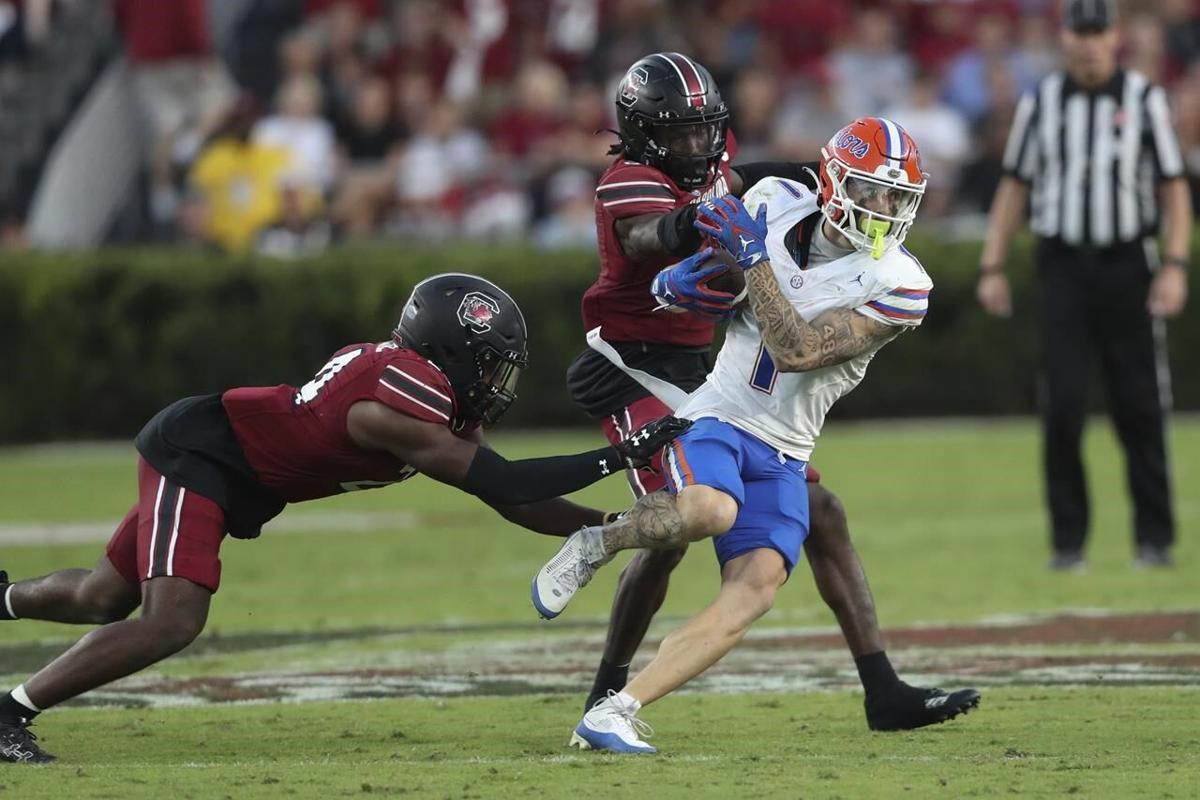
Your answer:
[531,117,979,754]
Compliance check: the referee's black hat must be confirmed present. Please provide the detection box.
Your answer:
[1063,0,1117,32]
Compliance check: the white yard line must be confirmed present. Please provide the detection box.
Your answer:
[0,510,420,544]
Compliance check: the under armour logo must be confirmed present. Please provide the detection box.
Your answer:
[630,430,649,445]
[599,459,611,476]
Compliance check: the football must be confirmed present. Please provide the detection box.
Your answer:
[703,244,747,298]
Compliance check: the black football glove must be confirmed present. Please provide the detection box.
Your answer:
[614,415,693,469]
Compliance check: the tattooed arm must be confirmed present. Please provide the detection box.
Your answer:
[744,265,902,372]
[600,491,688,554]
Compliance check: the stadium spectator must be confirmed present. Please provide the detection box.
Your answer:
[942,12,1040,123]
[905,1,973,72]
[955,60,1023,215]
[885,71,970,218]
[379,0,457,99]
[390,99,489,241]
[488,59,569,166]
[330,76,401,237]
[826,7,913,121]
[1161,0,1200,72]
[182,96,289,254]
[255,184,332,258]
[0,0,51,67]
[253,73,338,194]
[1123,12,1169,83]
[770,70,846,163]
[532,165,597,250]
[727,66,780,164]
[112,0,236,227]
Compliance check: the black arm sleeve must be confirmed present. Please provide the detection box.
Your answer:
[462,445,623,505]
[655,203,702,257]
[732,161,820,193]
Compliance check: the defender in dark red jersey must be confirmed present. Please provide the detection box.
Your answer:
[0,274,688,763]
[569,53,972,733]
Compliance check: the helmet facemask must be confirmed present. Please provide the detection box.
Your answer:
[820,156,925,259]
[642,116,728,189]
[464,344,527,427]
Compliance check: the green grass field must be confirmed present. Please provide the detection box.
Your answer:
[1,417,1198,797]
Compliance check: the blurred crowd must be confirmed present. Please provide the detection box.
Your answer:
[5,0,1200,255]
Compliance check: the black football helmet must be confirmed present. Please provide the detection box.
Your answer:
[613,52,729,189]
[392,273,528,427]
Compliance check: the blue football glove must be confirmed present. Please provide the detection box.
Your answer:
[694,195,769,269]
[650,248,739,321]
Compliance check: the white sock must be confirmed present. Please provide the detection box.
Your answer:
[12,684,41,714]
[2,584,15,620]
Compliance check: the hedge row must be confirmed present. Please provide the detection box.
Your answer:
[1,235,1196,442]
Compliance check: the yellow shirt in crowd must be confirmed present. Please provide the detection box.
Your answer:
[189,139,290,254]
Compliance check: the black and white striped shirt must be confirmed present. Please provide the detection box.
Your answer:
[1002,68,1185,247]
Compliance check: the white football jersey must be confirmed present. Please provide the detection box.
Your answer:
[676,178,933,460]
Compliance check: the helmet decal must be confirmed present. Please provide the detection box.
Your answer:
[458,292,500,334]
[619,67,649,108]
[656,52,708,110]
[835,130,870,159]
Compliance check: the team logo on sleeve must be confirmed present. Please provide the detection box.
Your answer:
[458,292,501,333]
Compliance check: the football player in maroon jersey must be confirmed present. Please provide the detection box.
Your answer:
[0,274,688,763]
[569,53,975,732]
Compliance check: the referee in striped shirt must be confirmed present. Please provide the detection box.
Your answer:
[976,0,1192,571]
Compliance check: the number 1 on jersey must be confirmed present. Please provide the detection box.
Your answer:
[750,343,778,394]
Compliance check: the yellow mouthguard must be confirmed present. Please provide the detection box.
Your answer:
[862,219,891,260]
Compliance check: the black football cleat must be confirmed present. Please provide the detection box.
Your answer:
[865,686,981,731]
[0,718,56,763]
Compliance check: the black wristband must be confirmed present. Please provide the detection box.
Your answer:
[463,445,622,505]
[732,160,820,193]
[1163,256,1188,271]
[656,203,702,257]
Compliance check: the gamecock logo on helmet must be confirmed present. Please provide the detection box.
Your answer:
[619,67,649,107]
[458,292,501,333]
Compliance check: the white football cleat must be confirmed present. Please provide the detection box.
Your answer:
[569,692,657,754]
[530,526,611,620]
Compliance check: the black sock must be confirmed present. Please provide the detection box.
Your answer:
[855,651,904,696]
[590,658,630,699]
[0,581,16,620]
[0,691,40,722]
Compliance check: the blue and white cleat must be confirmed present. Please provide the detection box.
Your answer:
[568,692,657,754]
[531,527,612,620]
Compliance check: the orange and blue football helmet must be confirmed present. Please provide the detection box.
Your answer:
[818,117,927,259]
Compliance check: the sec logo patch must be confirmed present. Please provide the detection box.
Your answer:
[790,274,804,289]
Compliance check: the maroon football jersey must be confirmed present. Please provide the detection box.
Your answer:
[581,133,738,347]
[222,342,461,503]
